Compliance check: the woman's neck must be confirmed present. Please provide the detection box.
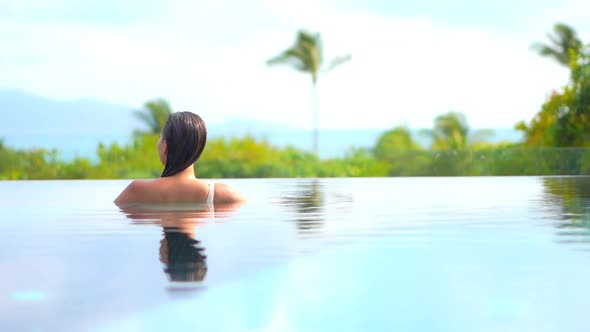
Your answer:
[172,164,197,180]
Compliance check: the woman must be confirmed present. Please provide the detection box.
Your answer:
[115,111,245,205]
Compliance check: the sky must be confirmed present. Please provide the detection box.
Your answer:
[1,0,589,129]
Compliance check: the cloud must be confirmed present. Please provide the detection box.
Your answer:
[244,2,571,128]
[0,0,164,24]
[0,0,580,129]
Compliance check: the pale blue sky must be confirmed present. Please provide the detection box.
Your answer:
[1,0,589,129]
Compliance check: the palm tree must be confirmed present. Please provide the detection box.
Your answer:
[134,98,172,135]
[421,111,492,150]
[532,23,582,67]
[421,112,470,150]
[267,30,351,155]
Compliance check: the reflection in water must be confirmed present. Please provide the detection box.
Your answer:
[10,178,590,331]
[117,202,243,285]
[160,227,207,282]
[280,180,325,232]
[541,177,590,246]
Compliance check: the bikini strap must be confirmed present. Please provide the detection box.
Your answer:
[206,182,215,207]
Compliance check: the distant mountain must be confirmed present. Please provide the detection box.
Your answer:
[0,89,524,160]
[0,89,138,136]
[0,89,139,159]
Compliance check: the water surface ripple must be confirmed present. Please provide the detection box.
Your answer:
[1,177,590,331]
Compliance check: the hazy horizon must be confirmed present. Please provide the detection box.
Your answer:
[0,88,532,131]
[0,87,523,160]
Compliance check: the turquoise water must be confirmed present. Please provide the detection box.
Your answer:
[1,177,590,331]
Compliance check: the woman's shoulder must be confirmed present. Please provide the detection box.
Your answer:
[213,182,246,204]
[114,179,160,204]
[127,178,162,192]
[115,178,245,205]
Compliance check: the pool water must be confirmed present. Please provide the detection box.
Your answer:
[1,177,590,331]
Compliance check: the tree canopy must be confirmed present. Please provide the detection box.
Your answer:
[134,99,172,135]
[520,41,589,147]
[532,23,583,67]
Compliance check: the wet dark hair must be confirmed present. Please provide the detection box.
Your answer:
[162,227,208,282]
[161,112,207,177]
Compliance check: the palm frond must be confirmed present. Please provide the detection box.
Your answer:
[134,98,172,135]
[533,23,583,66]
[133,110,158,133]
[267,30,323,77]
[267,49,306,66]
[324,54,352,73]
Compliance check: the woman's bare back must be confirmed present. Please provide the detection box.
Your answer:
[115,176,244,205]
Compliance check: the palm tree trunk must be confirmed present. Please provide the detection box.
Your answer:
[312,80,318,156]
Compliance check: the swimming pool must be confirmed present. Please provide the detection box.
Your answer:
[1,177,590,331]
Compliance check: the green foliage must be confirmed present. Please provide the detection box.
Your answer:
[369,109,590,176]
[267,30,351,83]
[94,134,162,179]
[531,23,583,66]
[420,111,492,150]
[267,30,323,83]
[423,112,470,150]
[373,127,428,176]
[134,99,173,135]
[522,24,588,147]
[198,135,321,178]
[320,148,390,177]
[0,144,60,180]
[519,45,590,147]
[374,127,422,156]
[1,131,589,180]
[569,48,590,144]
